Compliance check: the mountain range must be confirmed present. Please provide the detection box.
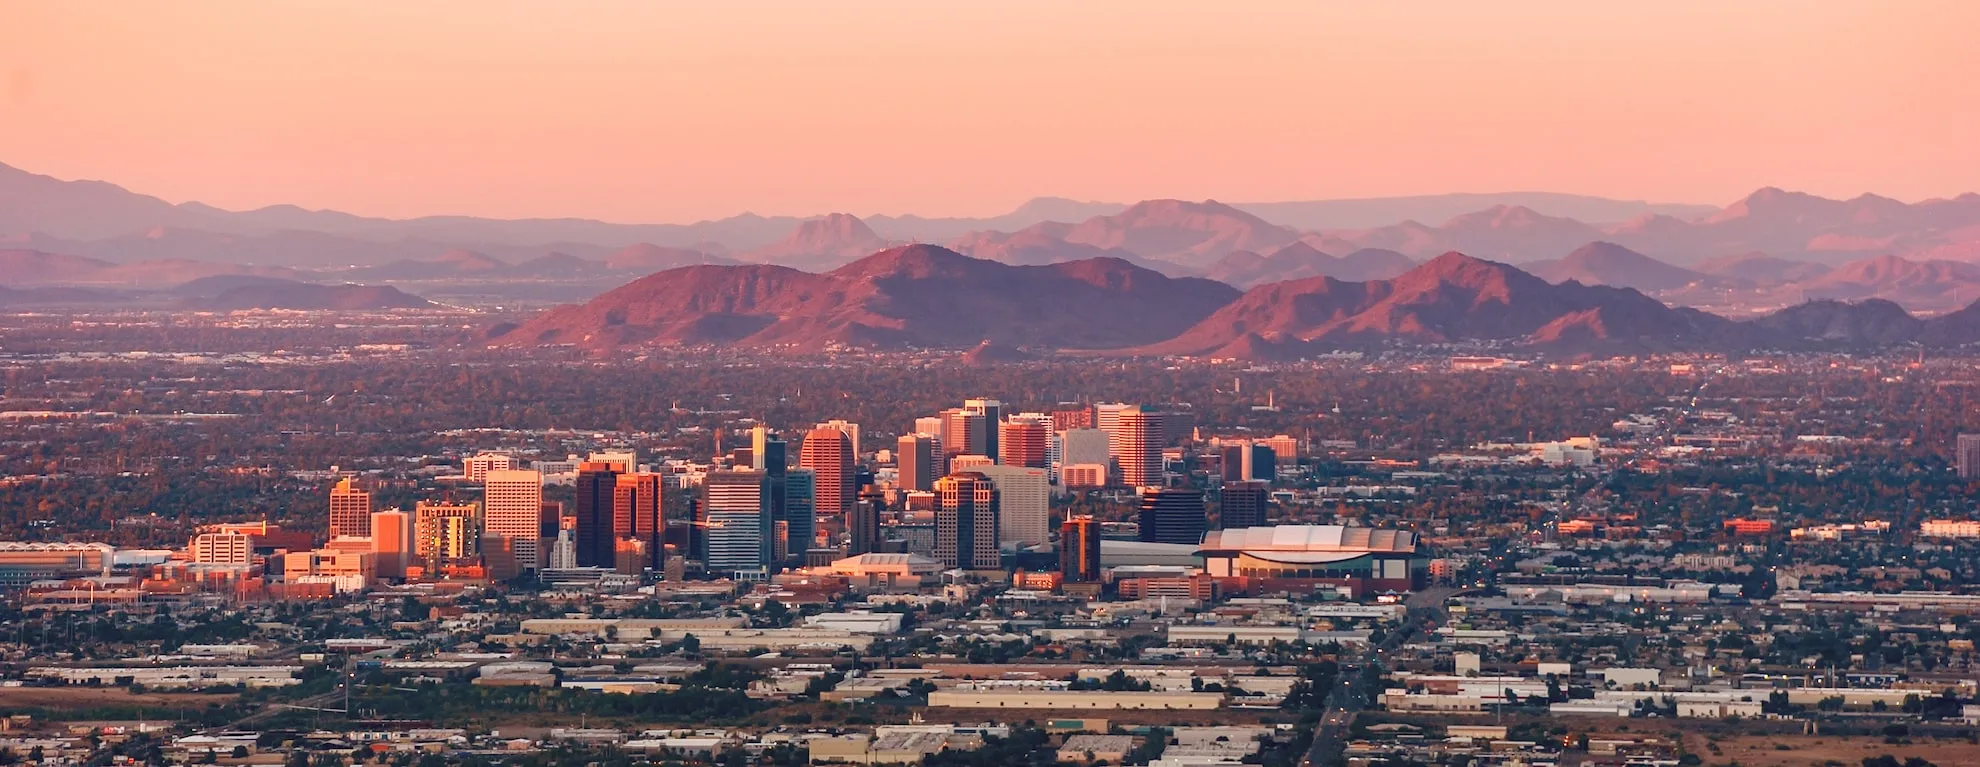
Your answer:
[492,246,1980,359]
[491,245,1239,351]
[10,160,1980,324]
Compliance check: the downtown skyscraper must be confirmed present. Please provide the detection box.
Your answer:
[699,469,770,577]
[482,469,545,571]
[328,477,373,539]
[1060,515,1102,582]
[1110,406,1165,488]
[613,472,666,570]
[1138,487,1207,545]
[800,426,856,551]
[935,471,1000,570]
[896,433,939,492]
[1219,480,1271,530]
[573,461,621,568]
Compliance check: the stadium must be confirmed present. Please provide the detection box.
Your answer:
[1196,525,1424,596]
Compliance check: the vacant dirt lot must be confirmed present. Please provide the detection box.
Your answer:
[0,686,239,711]
[1691,734,1980,767]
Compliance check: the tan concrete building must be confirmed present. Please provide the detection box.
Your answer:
[927,689,1221,710]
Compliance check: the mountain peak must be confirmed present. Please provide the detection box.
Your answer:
[1564,240,1649,263]
[1710,186,1840,222]
[1443,204,1558,229]
[796,212,877,241]
[1264,240,1330,262]
[1059,198,1298,267]
[1416,251,1503,276]
[743,212,891,269]
[832,244,979,280]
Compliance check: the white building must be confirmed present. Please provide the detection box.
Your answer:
[802,612,905,634]
[483,469,545,570]
[1059,429,1111,468]
[974,464,1050,547]
[463,452,516,483]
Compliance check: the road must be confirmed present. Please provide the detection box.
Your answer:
[210,662,355,734]
[212,688,346,733]
[1301,586,1462,767]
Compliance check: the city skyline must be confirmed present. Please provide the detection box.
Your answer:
[4,5,1979,763]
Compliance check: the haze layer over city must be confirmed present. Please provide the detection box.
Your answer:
[2,4,1980,767]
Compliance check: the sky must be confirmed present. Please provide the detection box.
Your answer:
[2,1,1977,223]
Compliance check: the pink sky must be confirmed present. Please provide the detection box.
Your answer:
[3,1,1976,222]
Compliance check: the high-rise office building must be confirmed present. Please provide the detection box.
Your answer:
[1094,403,1133,434]
[897,434,939,492]
[935,472,1000,570]
[414,501,480,571]
[328,477,373,539]
[1261,434,1299,463]
[974,465,1050,547]
[848,498,880,556]
[1110,407,1165,488]
[1219,443,1247,483]
[752,429,792,564]
[750,426,778,470]
[539,501,564,547]
[1219,442,1276,483]
[614,472,666,570]
[1051,407,1095,431]
[1960,434,1980,479]
[1060,515,1102,582]
[1219,481,1271,529]
[482,469,545,571]
[963,399,1002,461]
[700,469,770,577]
[785,468,817,553]
[999,416,1051,469]
[941,408,986,460]
[914,416,946,445]
[547,514,579,570]
[1059,428,1110,469]
[370,509,413,580]
[1243,443,1276,484]
[463,453,515,483]
[586,451,637,473]
[1138,487,1207,545]
[815,420,861,459]
[614,538,648,576]
[573,461,621,567]
[949,454,995,472]
[800,427,855,545]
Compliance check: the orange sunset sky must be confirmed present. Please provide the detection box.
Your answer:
[3,1,1976,223]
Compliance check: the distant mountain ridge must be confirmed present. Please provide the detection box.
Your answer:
[490,246,1980,360]
[490,244,1239,351]
[0,160,1722,259]
[10,160,1980,317]
[1139,252,1737,359]
[192,282,432,311]
[1525,242,1715,293]
[1203,243,1415,287]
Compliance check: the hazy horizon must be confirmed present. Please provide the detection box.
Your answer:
[5,1,1977,223]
